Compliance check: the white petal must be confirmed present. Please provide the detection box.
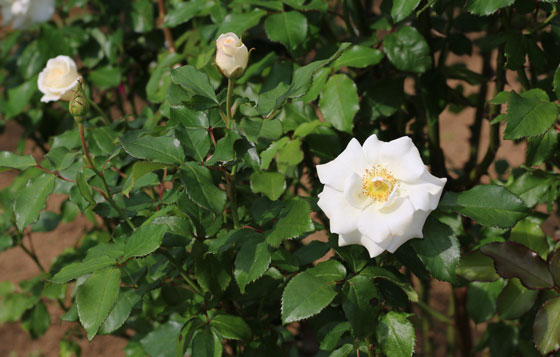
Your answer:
[343,173,370,209]
[379,136,426,182]
[385,210,430,253]
[362,134,382,166]
[358,198,415,245]
[338,231,385,258]
[316,138,367,191]
[401,171,446,211]
[318,186,360,235]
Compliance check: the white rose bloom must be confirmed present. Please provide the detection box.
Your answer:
[317,134,447,258]
[37,56,82,103]
[0,0,54,29]
[215,32,249,79]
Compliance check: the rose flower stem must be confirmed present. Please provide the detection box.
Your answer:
[225,78,234,129]
[78,123,135,230]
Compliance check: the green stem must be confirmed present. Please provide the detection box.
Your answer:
[160,249,203,296]
[416,300,453,324]
[365,336,376,357]
[20,242,46,273]
[418,279,433,356]
[525,4,558,34]
[225,79,234,129]
[79,123,135,230]
[225,171,240,229]
[87,98,111,126]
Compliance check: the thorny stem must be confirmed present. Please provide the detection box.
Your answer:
[365,336,376,357]
[157,0,176,53]
[36,164,106,196]
[79,123,136,230]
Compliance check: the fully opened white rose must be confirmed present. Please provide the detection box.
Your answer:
[37,56,81,103]
[0,0,54,29]
[215,32,249,79]
[317,134,446,258]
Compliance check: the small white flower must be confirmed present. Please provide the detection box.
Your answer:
[37,56,81,103]
[317,134,446,258]
[215,32,249,79]
[0,0,54,29]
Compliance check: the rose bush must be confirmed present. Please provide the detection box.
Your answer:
[0,1,559,357]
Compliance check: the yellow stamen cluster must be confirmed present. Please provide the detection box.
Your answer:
[361,165,398,202]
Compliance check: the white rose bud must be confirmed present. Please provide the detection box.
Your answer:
[37,56,82,103]
[0,0,55,29]
[215,32,249,79]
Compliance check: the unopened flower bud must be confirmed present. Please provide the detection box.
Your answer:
[69,84,87,121]
[215,33,249,79]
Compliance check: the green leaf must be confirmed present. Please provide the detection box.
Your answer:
[21,301,50,338]
[0,151,36,171]
[121,223,168,262]
[319,74,359,133]
[264,11,308,51]
[466,280,506,323]
[282,260,346,324]
[240,117,283,143]
[179,163,226,215]
[360,266,418,302]
[465,0,515,16]
[319,321,351,351]
[412,217,460,283]
[497,278,538,320]
[123,161,167,197]
[0,293,35,323]
[234,238,271,293]
[480,242,554,289]
[439,185,530,228]
[171,65,218,103]
[163,0,205,27]
[195,253,232,295]
[76,169,95,208]
[192,329,222,357]
[120,132,185,165]
[5,79,36,117]
[332,45,384,69]
[210,314,252,342]
[205,129,241,165]
[77,267,121,340]
[89,66,122,90]
[509,218,549,258]
[550,250,560,287]
[130,0,154,32]
[250,171,286,201]
[504,90,558,140]
[533,297,560,355]
[140,320,183,357]
[456,250,499,282]
[266,198,314,247]
[376,311,415,357]
[341,275,381,338]
[100,289,141,334]
[14,174,55,231]
[391,0,421,23]
[526,130,558,166]
[383,26,431,73]
[217,10,267,35]
[507,170,557,207]
[51,255,117,284]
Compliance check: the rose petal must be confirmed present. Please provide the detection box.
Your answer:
[401,172,446,211]
[318,186,360,235]
[362,134,382,166]
[339,231,385,258]
[343,173,370,209]
[316,138,367,191]
[379,136,426,182]
[385,210,430,253]
[358,198,415,244]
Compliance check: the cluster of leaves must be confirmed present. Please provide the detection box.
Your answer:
[0,0,559,356]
